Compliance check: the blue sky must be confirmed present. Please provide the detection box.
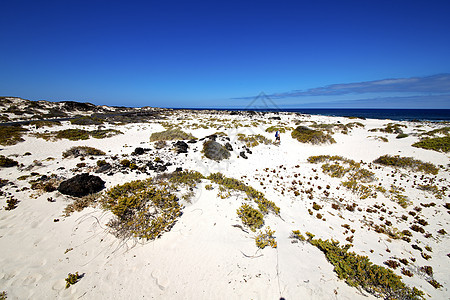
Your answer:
[1,1,449,108]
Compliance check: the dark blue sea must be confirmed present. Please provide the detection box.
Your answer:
[278,109,450,122]
[189,108,450,122]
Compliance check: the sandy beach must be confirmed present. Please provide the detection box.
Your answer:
[0,98,448,299]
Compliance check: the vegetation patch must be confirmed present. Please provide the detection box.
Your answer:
[70,116,104,125]
[64,194,99,216]
[0,155,18,168]
[417,184,446,199]
[65,272,81,289]
[0,126,27,145]
[237,133,272,147]
[255,227,277,249]
[412,136,450,153]
[291,126,335,144]
[311,122,364,134]
[208,172,280,215]
[237,203,264,231]
[308,238,424,299]
[29,120,61,128]
[369,123,406,134]
[35,129,122,141]
[373,155,438,175]
[150,128,195,141]
[62,146,106,158]
[100,179,182,240]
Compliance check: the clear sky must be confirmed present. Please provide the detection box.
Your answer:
[1,0,449,109]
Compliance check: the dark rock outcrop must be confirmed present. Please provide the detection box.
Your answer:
[58,173,105,197]
[132,147,145,155]
[224,142,233,151]
[173,141,188,154]
[202,141,231,161]
[240,151,248,159]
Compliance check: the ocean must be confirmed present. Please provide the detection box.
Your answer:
[207,108,450,122]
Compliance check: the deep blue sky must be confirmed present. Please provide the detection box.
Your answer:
[1,1,449,108]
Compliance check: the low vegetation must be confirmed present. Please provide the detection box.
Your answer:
[62,146,106,158]
[311,122,364,134]
[255,227,277,249]
[100,179,182,240]
[70,116,104,125]
[369,123,406,134]
[0,126,27,145]
[373,155,439,175]
[308,238,424,299]
[150,128,195,141]
[412,136,450,153]
[65,272,81,289]
[208,172,280,215]
[291,126,335,144]
[237,203,264,231]
[0,155,18,168]
[29,120,61,128]
[35,128,122,141]
[237,133,272,147]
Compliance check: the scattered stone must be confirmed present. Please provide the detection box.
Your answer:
[225,142,233,151]
[132,147,145,155]
[57,173,105,197]
[240,151,248,159]
[173,141,188,154]
[95,163,112,173]
[187,139,197,144]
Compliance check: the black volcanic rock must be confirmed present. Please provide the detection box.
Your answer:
[173,141,188,154]
[58,173,105,197]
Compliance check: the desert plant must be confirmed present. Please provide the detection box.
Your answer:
[255,227,277,249]
[62,146,105,158]
[70,116,104,125]
[291,126,335,144]
[0,155,18,168]
[150,128,195,141]
[236,203,264,231]
[290,230,306,241]
[0,125,27,145]
[237,133,272,148]
[100,179,182,240]
[412,136,450,153]
[374,155,438,174]
[309,238,424,299]
[65,272,81,288]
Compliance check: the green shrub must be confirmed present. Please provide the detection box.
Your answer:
[291,126,335,144]
[237,133,272,147]
[255,227,277,249]
[29,120,61,128]
[309,238,424,299]
[4,198,19,210]
[150,128,195,141]
[420,126,450,137]
[265,126,286,133]
[65,272,81,289]
[36,129,122,141]
[64,194,99,216]
[290,230,306,241]
[237,203,264,231]
[101,179,182,240]
[208,172,280,215]
[389,185,410,208]
[341,180,375,199]
[70,116,104,125]
[369,123,406,134]
[396,133,409,139]
[417,184,445,199]
[0,291,6,299]
[168,170,204,188]
[0,155,18,168]
[0,126,27,145]
[412,136,450,153]
[205,184,213,190]
[428,279,442,289]
[374,155,438,174]
[62,146,106,158]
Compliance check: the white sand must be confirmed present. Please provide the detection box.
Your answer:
[0,111,449,299]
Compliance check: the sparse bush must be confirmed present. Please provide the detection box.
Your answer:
[309,238,424,299]
[396,133,408,139]
[64,194,99,216]
[237,133,272,147]
[420,266,433,276]
[265,126,287,133]
[168,170,204,188]
[0,155,18,168]
[428,279,442,289]
[290,230,306,241]
[205,184,213,190]
[29,120,61,128]
[374,155,438,174]
[370,123,406,134]
[150,128,195,141]
[291,126,336,145]
[100,179,182,240]
[412,136,449,153]
[37,129,122,141]
[237,203,264,231]
[401,268,413,277]
[0,125,27,145]
[255,227,277,249]
[65,272,81,288]
[384,260,400,269]
[70,116,104,125]
[208,172,280,215]
[63,146,105,158]
[312,202,322,210]
[417,184,445,199]
[4,198,19,210]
